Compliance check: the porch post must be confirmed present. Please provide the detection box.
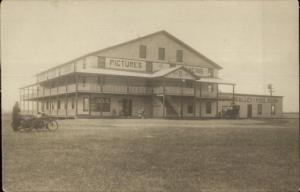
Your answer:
[65,84,68,117]
[193,81,196,119]
[89,93,91,116]
[49,86,52,115]
[216,83,219,118]
[75,74,78,116]
[57,80,59,117]
[27,88,29,114]
[199,82,202,118]
[232,85,235,105]
[162,78,166,118]
[100,76,103,117]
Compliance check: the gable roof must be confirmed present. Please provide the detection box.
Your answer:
[36,30,222,76]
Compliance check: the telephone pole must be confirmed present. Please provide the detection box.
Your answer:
[267,84,274,96]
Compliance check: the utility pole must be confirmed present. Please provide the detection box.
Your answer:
[267,84,274,96]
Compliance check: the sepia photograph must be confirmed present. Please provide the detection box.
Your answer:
[1,0,299,191]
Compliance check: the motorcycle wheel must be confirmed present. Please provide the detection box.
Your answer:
[46,120,58,131]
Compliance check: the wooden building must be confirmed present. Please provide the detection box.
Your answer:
[19,31,282,119]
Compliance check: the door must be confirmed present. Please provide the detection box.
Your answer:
[247,104,252,118]
[122,98,132,116]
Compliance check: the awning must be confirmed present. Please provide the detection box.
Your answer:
[197,77,236,85]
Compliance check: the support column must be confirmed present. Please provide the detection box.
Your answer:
[216,84,219,118]
[89,93,91,116]
[162,78,166,118]
[65,84,68,117]
[232,85,235,105]
[100,76,103,117]
[49,86,52,115]
[27,88,30,114]
[75,74,78,116]
[193,81,196,119]
[57,80,59,117]
[199,82,202,118]
[37,87,39,113]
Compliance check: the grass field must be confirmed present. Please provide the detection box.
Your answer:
[2,114,299,192]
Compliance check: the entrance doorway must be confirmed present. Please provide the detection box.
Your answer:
[122,98,132,116]
[247,104,252,118]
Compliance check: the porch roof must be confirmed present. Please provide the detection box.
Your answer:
[197,77,236,85]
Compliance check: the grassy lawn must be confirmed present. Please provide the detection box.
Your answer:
[2,114,299,192]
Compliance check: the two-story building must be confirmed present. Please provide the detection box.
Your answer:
[19,30,283,119]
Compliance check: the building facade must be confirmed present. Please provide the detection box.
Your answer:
[19,31,283,119]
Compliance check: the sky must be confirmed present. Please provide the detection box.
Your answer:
[1,0,299,112]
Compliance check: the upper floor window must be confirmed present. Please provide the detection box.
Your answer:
[208,68,214,77]
[139,45,147,58]
[82,77,86,87]
[158,47,165,60]
[208,84,214,92]
[176,50,183,62]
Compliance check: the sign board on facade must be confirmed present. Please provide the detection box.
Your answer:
[220,94,278,103]
[105,57,146,72]
[165,69,195,80]
[185,66,209,77]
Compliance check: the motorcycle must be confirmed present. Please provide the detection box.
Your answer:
[14,113,58,132]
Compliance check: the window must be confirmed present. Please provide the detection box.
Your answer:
[186,81,194,88]
[57,100,61,109]
[187,104,194,114]
[83,97,89,112]
[52,101,54,109]
[92,97,111,112]
[208,68,214,77]
[158,47,165,60]
[97,56,105,68]
[206,102,212,114]
[257,104,262,115]
[83,62,86,69]
[271,104,275,115]
[82,77,86,87]
[208,84,214,92]
[46,101,49,110]
[146,61,153,73]
[71,99,75,109]
[176,50,183,62]
[97,76,102,85]
[139,45,147,58]
[170,64,176,68]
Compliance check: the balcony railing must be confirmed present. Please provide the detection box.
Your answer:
[153,86,194,96]
[102,85,127,94]
[21,84,199,100]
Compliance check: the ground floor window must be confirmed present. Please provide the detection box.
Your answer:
[91,97,111,112]
[72,99,75,109]
[187,104,194,113]
[46,101,49,110]
[206,102,212,114]
[83,97,89,112]
[257,104,262,115]
[271,104,276,115]
[57,100,61,109]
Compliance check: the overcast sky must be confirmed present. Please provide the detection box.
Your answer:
[1,0,299,112]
